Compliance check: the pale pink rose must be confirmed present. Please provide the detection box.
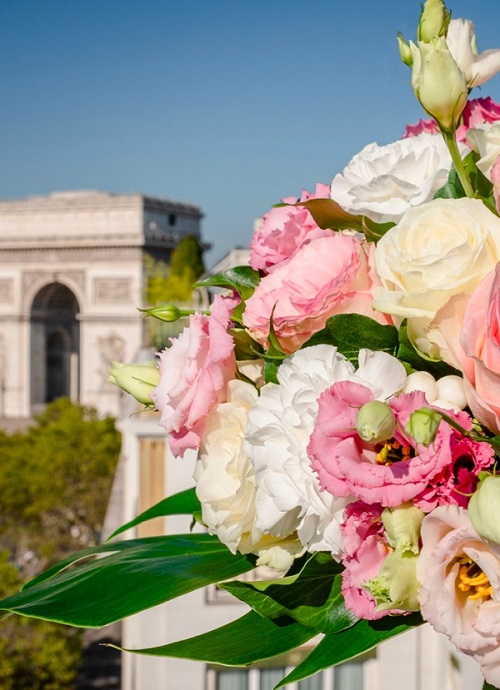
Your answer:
[250,183,331,274]
[491,156,500,213]
[152,294,237,457]
[243,234,391,355]
[418,505,500,688]
[308,383,466,507]
[404,97,500,143]
[429,264,500,433]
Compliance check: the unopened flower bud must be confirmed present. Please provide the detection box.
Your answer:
[108,361,159,405]
[403,371,438,402]
[363,550,420,613]
[417,0,451,43]
[398,33,413,67]
[382,503,424,555]
[405,406,442,446]
[356,401,396,444]
[410,36,467,132]
[139,304,187,322]
[469,474,500,546]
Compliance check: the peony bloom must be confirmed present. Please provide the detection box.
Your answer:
[152,294,237,457]
[250,183,331,273]
[330,132,462,224]
[243,233,390,354]
[418,505,500,688]
[194,379,303,571]
[244,346,406,556]
[429,264,500,434]
[308,384,477,508]
[373,197,500,356]
[446,19,500,89]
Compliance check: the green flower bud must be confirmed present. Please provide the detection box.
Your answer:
[469,474,500,546]
[405,406,442,446]
[417,0,451,43]
[410,36,468,132]
[364,550,421,613]
[108,361,159,405]
[382,503,424,555]
[356,401,396,444]
[139,304,189,322]
[397,33,413,68]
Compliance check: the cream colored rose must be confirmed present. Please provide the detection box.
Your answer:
[194,379,303,571]
[467,122,500,181]
[373,197,500,355]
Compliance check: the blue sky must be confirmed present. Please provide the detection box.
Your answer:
[1,0,500,266]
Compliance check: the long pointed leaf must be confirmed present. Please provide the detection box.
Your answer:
[276,613,423,687]
[116,610,316,666]
[221,552,357,634]
[107,487,201,540]
[0,534,254,628]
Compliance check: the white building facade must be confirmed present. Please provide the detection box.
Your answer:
[0,190,202,422]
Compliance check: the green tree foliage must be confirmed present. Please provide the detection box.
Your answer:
[145,234,205,306]
[0,399,121,688]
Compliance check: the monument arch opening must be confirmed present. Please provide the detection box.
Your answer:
[30,282,80,410]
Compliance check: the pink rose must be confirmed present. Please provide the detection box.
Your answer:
[418,505,500,688]
[250,183,331,274]
[430,264,500,433]
[243,234,390,354]
[152,294,237,457]
[404,97,500,143]
[308,384,466,507]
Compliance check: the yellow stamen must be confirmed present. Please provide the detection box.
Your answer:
[457,558,493,602]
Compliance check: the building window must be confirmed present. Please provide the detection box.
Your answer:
[207,657,374,690]
[168,213,177,226]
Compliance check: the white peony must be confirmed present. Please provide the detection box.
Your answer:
[194,379,303,571]
[244,346,407,558]
[467,122,500,181]
[330,132,464,224]
[373,197,500,356]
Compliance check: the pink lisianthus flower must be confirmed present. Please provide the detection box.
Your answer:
[152,294,237,457]
[413,436,494,512]
[308,385,463,507]
[250,183,331,274]
[429,263,500,433]
[418,505,500,688]
[243,233,391,355]
[404,97,500,143]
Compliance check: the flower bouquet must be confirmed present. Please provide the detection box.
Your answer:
[4,0,500,688]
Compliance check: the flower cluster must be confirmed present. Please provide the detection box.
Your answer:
[111,0,500,686]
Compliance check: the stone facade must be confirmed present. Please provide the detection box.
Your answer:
[0,190,203,420]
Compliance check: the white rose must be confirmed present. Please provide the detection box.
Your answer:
[194,379,302,571]
[467,122,500,181]
[373,197,500,355]
[330,132,464,224]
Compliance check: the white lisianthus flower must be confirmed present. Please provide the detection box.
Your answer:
[330,132,465,224]
[244,346,407,557]
[373,197,500,356]
[194,379,303,571]
[467,122,500,181]
[446,19,500,89]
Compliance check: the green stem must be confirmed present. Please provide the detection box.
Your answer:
[442,129,475,198]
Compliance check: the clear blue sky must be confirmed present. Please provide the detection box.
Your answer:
[1,0,500,266]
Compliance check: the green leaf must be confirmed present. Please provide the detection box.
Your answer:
[220,552,357,634]
[0,534,254,628]
[107,488,201,541]
[276,613,423,688]
[397,325,459,379]
[299,198,394,241]
[228,327,263,360]
[196,267,260,300]
[263,360,279,384]
[303,314,399,366]
[115,610,316,666]
[482,681,499,690]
